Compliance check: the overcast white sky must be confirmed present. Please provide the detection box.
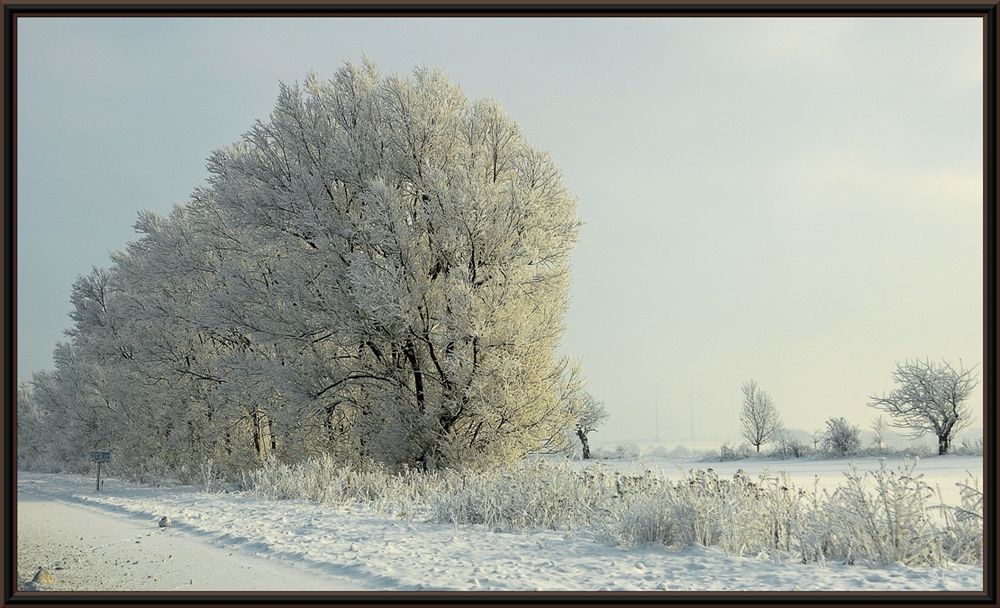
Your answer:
[17,17,983,445]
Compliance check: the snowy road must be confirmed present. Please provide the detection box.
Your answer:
[17,481,376,591]
[17,472,983,592]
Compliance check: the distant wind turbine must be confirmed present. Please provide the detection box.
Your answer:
[651,383,663,442]
[687,391,701,441]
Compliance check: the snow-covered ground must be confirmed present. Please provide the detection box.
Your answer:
[18,464,982,592]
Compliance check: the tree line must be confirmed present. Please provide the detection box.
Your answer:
[737,358,978,457]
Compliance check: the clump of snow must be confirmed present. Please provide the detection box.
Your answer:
[31,567,54,586]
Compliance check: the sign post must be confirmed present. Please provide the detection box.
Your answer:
[88,451,111,492]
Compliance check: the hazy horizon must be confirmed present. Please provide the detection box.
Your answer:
[17,17,983,445]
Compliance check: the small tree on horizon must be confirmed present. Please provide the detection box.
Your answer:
[822,417,861,456]
[739,380,781,454]
[868,359,978,455]
[871,416,889,453]
[811,429,823,452]
[574,394,608,460]
[552,359,607,460]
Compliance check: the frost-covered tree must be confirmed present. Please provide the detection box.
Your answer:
[549,359,607,460]
[574,394,608,460]
[201,62,580,469]
[738,380,780,454]
[811,429,823,452]
[868,359,978,455]
[822,416,861,456]
[22,60,581,475]
[16,383,47,470]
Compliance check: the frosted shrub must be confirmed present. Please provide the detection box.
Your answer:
[654,469,807,557]
[108,449,172,486]
[771,437,809,459]
[821,460,944,566]
[239,454,427,516]
[954,438,984,456]
[602,470,678,546]
[611,494,681,547]
[821,417,862,457]
[718,443,751,461]
[666,468,726,547]
[645,446,671,459]
[199,458,223,493]
[791,480,833,565]
[723,472,810,558]
[595,443,640,460]
[936,475,983,565]
[615,444,641,460]
[426,461,616,532]
[607,468,806,558]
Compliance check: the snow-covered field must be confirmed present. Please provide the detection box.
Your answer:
[17,456,983,592]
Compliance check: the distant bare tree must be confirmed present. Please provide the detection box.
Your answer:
[739,380,781,454]
[811,429,823,452]
[550,360,607,460]
[868,359,978,455]
[871,416,889,453]
[575,394,608,460]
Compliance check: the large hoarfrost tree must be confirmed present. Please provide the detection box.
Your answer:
[22,60,582,475]
[739,380,781,454]
[201,62,581,469]
[868,359,978,455]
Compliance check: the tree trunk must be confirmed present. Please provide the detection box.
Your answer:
[755,443,761,454]
[324,404,338,444]
[938,435,950,455]
[576,428,591,460]
[268,417,277,452]
[403,340,425,413]
[252,422,262,460]
[251,409,267,462]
